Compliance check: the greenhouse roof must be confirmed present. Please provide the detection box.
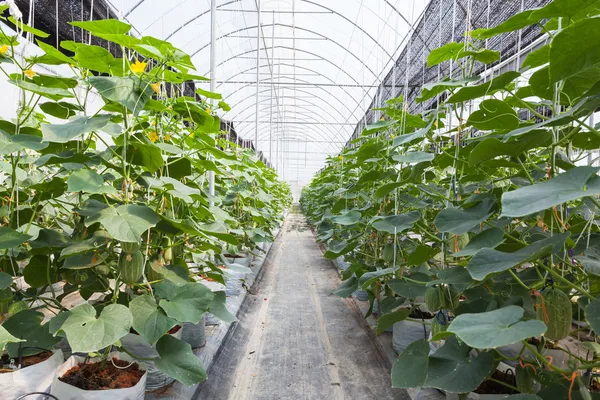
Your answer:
[105,0,429,182]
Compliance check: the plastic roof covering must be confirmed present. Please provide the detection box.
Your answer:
[104,0,430,183]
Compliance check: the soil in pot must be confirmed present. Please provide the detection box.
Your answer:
[410,309,434,319]
[59,358,144,390]
[0,350,54,371]
[168,325,182,335]
[474,370,518,395]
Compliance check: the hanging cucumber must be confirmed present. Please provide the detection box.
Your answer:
[121,241,141,253]
[425,285,444,312]
[515,363,537,394]
[537,287,572,341]
[119,251,144,284]
[162,237,173,263]
[431,312,449,337]
[146,255,165,282]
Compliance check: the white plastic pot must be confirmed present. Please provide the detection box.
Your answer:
[225,254,251,267]
[182,314,207,348]
[0,349,63,399]
[51,352,146,400]
[392,319,430,354]
[120,326,182,391]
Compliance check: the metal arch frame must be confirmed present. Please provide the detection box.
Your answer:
[224,76,357,120]
[254,128,341,154]
[215,61,370,101]
[255,126,346,149]
[191,23,387,75]
[226,93,352,143]
[226,87,351,126]
[200,44,378,81]
[235,108,346,149]
[236,111,346,145]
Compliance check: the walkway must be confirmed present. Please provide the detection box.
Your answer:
[194,211,408,400]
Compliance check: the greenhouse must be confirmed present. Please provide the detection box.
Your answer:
[0,0,598,399]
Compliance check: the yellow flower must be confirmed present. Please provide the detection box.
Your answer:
[0,45,8,55]
[24,69,35,79]
[151,82,161,94]
[164,134,171,141]
[205,107,211,114]
[148,131,159,143]
[130,60,147,74]
[338,155,343,160]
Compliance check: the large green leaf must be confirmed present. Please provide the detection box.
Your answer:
[371,211,421,234]
[208,291,237,323]
[130,295,178,345]
[392,119,435,146]
[23,255,58,287]
[434,199,495,235]
[70,19,131,35]
[388,279,427,298]
[67,169,117,194]
[424,336,495,393]
[9,79,73,100]
[128,142,165,173]
[549,18,600,83]
[60,303,132,353]
[358,268,397,289]
[585,298,600,334]
[427,42,464,67]
[85,204,160,243]
[0,227,31,249]
[376,309,410,334]
[391,339,430,388]
[0,325,24,354]
[392,151,434,164]
[89,76,153,115]
[155,335,207,386]
[0,131,47,154]
[331,210,361,225]
[468,99,519,131]
[41,115,112,143]
[501,166,600,218]
[332,276,359,298]
[0,272,11,290]
[157,282,214,324]
[468,129,553,166]
[451,228,505,257]
[447,71,520,103]
[4,310,60,357]
[467,233,569,280]
[448,306,547,349]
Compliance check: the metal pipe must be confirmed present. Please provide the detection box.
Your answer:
[208,0,217,206]
[254,0,261,154]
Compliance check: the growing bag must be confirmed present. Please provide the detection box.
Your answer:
[0,349,63,399]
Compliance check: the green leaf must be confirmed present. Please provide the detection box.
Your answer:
[585,298,600,334]
[434,199,495,235]
[10,78,73,100]
[468,99,519,131]
[331,210,361,225]
[70,19,131,35]
[469,129,553,166]
[130,295,178,345]
[392,119,435,146]
[208,291,237,323]
[67,169,117,194]
[0,226,31,249]
[332,276,359,298]
[128,142,165,173]
[39,102,81,119]
[391,339,429,388]
[424,336,495,393]
[3,310,60,357]
[376,309,410,334]
[416,78,478,103]
[388,279,427,298]
[0,325,24,354]
[0,131,47,155]
[447,71,520,103]
[501,166,600,218]
[448,305,547,348]
[158,282,214,324]
[358,268,397,289]
[371,211,420,234]
[427,42,464,67]
[392,151,434,164]
[549,18,600,83]
[9,17,49,37]
[467,233,569,280]
[0,272,11,290]
[89,76,153,115]
[451,228,505,257]
[23,255,57,287]
[36,40,75,64]
[60,303,132,353]
[41,115,112,143]
[406,245,440,265]
[522,44,549,70]
[155,335,207,386]
[196,87,222,100]
[73,43,125,75]
[85,204,160,243]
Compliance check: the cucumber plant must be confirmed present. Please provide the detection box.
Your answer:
[302,0,600,397]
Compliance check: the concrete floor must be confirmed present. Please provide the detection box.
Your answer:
[194,212,409,400]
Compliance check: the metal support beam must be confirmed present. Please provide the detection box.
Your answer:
[208,0,217,207]
[254,0,261,154]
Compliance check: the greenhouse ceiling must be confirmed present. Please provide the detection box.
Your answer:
[104,0,429,183]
